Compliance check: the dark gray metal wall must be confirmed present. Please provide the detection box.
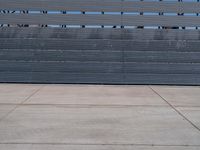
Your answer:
[1,28,200,85]
[0,0,200,85]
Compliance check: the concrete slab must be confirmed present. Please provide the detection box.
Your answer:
[151,86,200,107]
[0,144,200,150]
[0,84,43,104]
[0,105,16,120]
[26,85,166,106]
[177,107,200,129]
[0,105,200,145]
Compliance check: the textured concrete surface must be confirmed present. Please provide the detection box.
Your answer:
[26,85,166,106]
[0,105,16,120]
[0,84,43,104]
[152,86,200,107]
[0,145,200,150]
[177,107,200,129]
[0,84,200,150]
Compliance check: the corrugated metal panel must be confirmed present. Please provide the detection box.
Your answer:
[0,0,200,85]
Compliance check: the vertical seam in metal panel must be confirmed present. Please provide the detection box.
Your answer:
[121,0,125,83]
[30,41,34,82]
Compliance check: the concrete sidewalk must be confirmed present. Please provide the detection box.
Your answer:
[0,84,200,150]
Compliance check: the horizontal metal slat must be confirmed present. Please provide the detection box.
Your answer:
[0,72,123,84]
[1,49,200,63]
[0,0,122,12]
[1,39,200,52]
[1,61,200,74]
[1,27,200,40]
[0,49,123,62]
[1,14,200,26]
[122,15,200,27]
[123,1,200,13]
[0,72,199,85]
[0,0,200,13]
[0,39,123,50]
[0,14,121,26]
[0,61,123,73]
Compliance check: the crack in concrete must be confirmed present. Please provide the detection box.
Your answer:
[149,86,200,133]
[0,85,45,123]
